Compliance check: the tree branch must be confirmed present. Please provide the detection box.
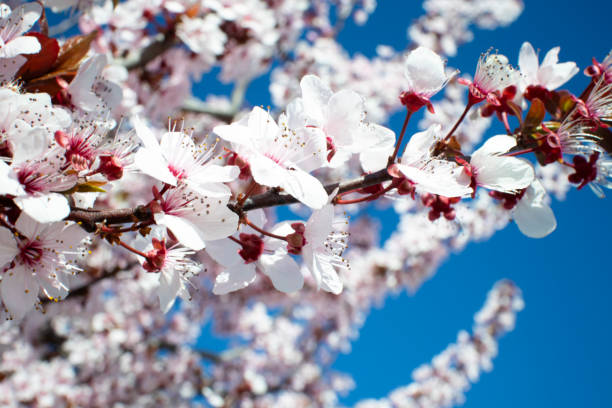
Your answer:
[114,33,179,71]
[180,79,250,123]
[66,169,392,229]
[241,168,391,211]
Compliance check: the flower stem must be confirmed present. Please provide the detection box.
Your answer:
[334,180,398,205]
[118,240,149,258]
[242,217,286,241]
[388,110,413,165]
[444,101,473,142]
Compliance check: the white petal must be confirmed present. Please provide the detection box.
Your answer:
[324,90,364,145]
[305,204,334,245]
[134,148,177,185]
[14,193,70,223]
[472,135,517,158]
[158,268,182,313]
[0,36,40,58]
[300,75,332,124]
[518,42,538,83]
[213,264,256,295]
[0,228,18,267]
[475,156,534,192]
[398,162,472,197]
[280,168,328,209]
[155,213,205,250]
[132,116,161,151]
[260,252,303,293]
[193,164,239,183]
[402,125,441,163]
[404,46,447,95]
[213,123,253,147]
[1,265,38,320]
[10,125,49,164]
[205,238,241,267]
[0,160,25,195]
[513,180,557,238]
[6,3,42,37]
[313,254,342,294]
[247,107,280,141]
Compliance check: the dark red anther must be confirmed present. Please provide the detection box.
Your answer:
[237,233,264,263]
[568,152,599,189]
[489,189,526,210]
[421,193,461,221]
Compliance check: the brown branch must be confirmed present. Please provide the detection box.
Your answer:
[67,205,153,232]
[114,33,179,71]
[241,168,392,211]
[67,169,392,231]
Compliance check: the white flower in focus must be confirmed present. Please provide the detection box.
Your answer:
[207,210,303,295]
[154,186,239,251]
[391,125,472,197]
[460,51,519,105]
[0,2,41,58]
[301,204,349,294]
[467,135,534,193]
[288,75,394,169]
[0,214,88,319]
[400,46,456,112]
[133,116,238,197]
[518,42,578,93]
[214,107,328,209]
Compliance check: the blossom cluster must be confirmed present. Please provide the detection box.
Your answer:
[0,0,609,406]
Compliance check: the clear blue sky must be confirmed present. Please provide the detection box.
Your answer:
[333,1,612,407]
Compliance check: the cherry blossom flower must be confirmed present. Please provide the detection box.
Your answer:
[300,203,349,294]
[518,42,578,97]
[0,214,88,319]
[214,106,328,209]
[67,55,122,120]
[400,46,456,113]
[136,226,201,313]
[462,135,534,194]
[0,2,41,59]
[287,74,395,169]
[459,51,519,105]
[585,50,612,83]
[389,125,472,198]
[207,210,303,295]
[153,185,239,251]
[9,157,77,223]
[133,116,239,197]
[490,179,557,238]
[176,14,227,64]
[573,77,612,127]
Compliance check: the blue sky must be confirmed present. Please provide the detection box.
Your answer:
[333,1,612,407]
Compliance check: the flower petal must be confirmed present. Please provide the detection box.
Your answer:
[14,193,70,223]
[1,265,38,320]
[213,264,256,295]
[260,252,303,293]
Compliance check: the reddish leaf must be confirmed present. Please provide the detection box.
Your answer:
[51,31,99,75]
[17,33,59,81]
[524,98,545,130]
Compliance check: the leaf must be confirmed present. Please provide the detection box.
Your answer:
[17,33,59,81]
[524,98,545,130]
[52,30,98,73]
